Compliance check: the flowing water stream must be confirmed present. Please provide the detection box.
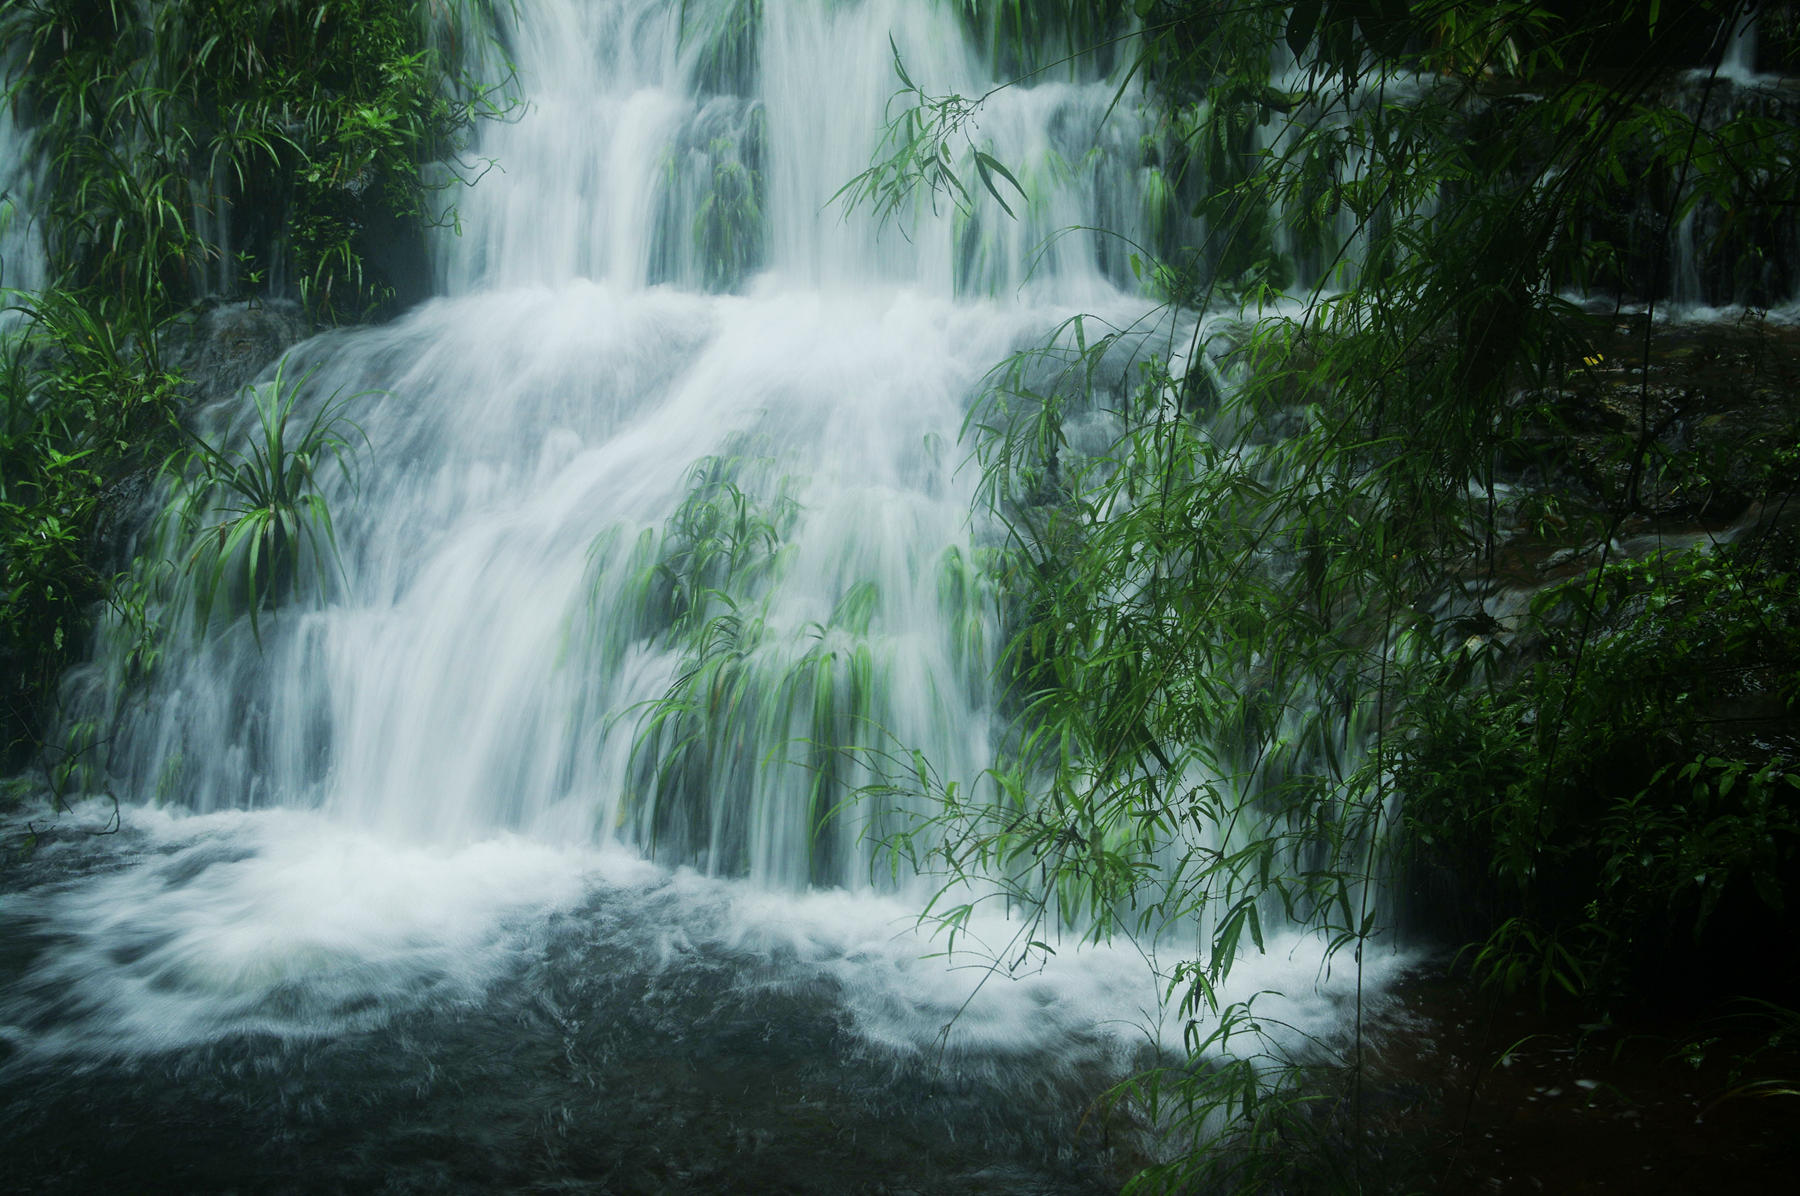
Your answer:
[0,44,45,300]
[0,4,1398,1190]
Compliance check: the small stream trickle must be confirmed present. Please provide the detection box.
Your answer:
[0,45,46,298]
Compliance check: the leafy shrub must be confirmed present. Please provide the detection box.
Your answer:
[1398,548,1800,1006]
[4,0,510,321]
[1,289,180,764]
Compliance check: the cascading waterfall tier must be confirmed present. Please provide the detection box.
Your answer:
[70,0,1176,892]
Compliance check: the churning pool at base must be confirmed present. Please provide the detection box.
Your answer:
[0,801,1401,1193]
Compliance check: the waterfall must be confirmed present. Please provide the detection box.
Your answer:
[1720,2,1760,85]
[2,5,1401,1187]
[69,0,1174,887]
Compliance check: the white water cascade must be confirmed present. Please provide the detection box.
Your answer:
[0,48,46,297]
[1719,1,1760,85]
[75,0,1177,885]
[2,4,1398,1188]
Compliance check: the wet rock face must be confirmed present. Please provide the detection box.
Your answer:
[1498,312,1800,565]
[89,301,316,570]
[157,300,313,406]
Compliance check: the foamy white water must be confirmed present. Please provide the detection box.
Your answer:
[2,800,1399,1070]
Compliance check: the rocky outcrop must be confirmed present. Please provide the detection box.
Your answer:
[156,300,314,405]
[89,301,315,571]
[1482,310,1800,591]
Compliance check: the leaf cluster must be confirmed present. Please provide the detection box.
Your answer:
[831,38,1029,229]
[1398,546,1800,1008]
[3,0,511,321]
[691,134,765,292]
[0,288,181,764]
[836,0,1800,1183]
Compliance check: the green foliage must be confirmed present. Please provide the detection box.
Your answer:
[831,39,1029,226]
[850,329,1410,1176]
[1,287,181,763]
[604,452,986,885]
[171,359,367,640]
[628,594,886,881]
[954,0,1133,77]
[692,137,764,292]
[3,0,511,322]
[1685,998,1800,1115]
[1398,548,1800,1005]
[840,0,1800,1184]
[864,0,1800,969]
[629,452,798,642]
[1113,995,1368,1195]
[606,453,809,863]
[0,0,509,762]
[681,0,762,95]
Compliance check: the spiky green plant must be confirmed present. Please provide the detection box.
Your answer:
[176,359,367,640]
